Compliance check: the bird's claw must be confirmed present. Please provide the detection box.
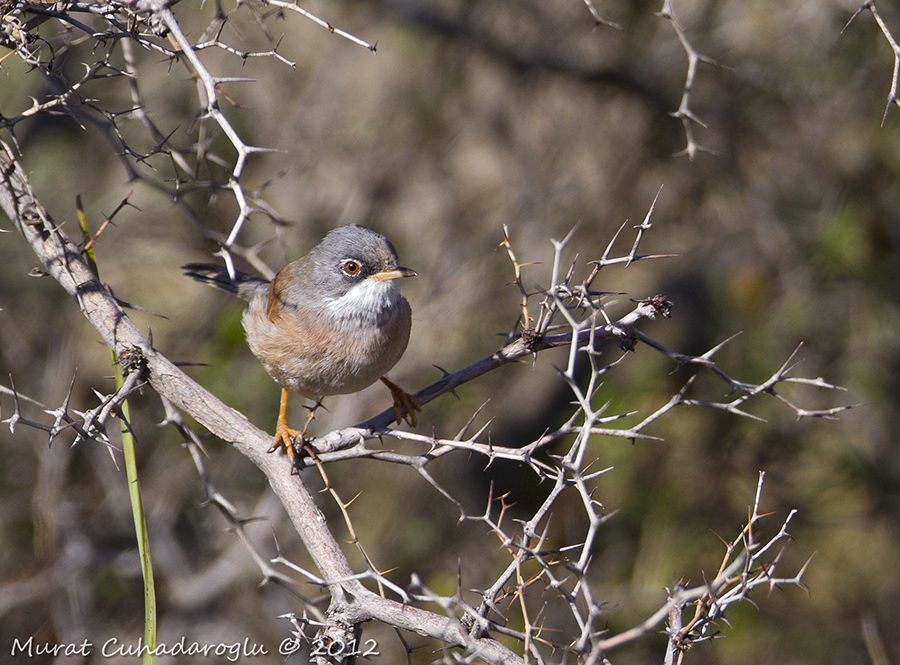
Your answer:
[269,423,303,470]
[270,388,323,473]
[381,377,421,427]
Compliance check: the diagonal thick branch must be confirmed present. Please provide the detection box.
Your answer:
[0,140,523,665]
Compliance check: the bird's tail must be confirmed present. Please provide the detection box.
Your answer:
[182,263,269,302]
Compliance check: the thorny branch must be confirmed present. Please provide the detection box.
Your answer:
[1,361,145,458]
[0,135,519,664]
[309,190,849,462]
[0,3,855,664]
[844,0,900,124]
[0,0,372,280]
[657,0,717,159]
[3,129,841,661]
[604,472,811,660]
[580,0,621,31]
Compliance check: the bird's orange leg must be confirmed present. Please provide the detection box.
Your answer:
[380,377,421,426]
[269,389,323,470]
[269,388,303,469]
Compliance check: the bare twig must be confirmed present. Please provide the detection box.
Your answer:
[843,1,900,124]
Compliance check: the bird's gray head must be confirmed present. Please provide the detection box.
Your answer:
[306,225,416,320]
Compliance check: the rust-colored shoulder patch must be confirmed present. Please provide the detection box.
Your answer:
[266,270,287,322]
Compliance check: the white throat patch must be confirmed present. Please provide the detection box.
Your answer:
[322,278,402,324]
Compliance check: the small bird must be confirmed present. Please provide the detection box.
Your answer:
[183,225,419,467]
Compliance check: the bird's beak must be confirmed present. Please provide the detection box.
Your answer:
[370,267,417,281]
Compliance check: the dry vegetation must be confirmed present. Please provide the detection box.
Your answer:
[1,1,898,664]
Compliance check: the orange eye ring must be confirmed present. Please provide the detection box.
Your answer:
[341,259,362,277]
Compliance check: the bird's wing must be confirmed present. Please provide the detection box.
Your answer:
[182,263,270,303]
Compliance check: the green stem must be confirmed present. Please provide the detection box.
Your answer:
[115,358,157,665]
[78,197,156,664]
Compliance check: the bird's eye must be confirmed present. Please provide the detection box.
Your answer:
[341,259,362,277]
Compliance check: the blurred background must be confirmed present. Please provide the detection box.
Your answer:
[0,0,897,663]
